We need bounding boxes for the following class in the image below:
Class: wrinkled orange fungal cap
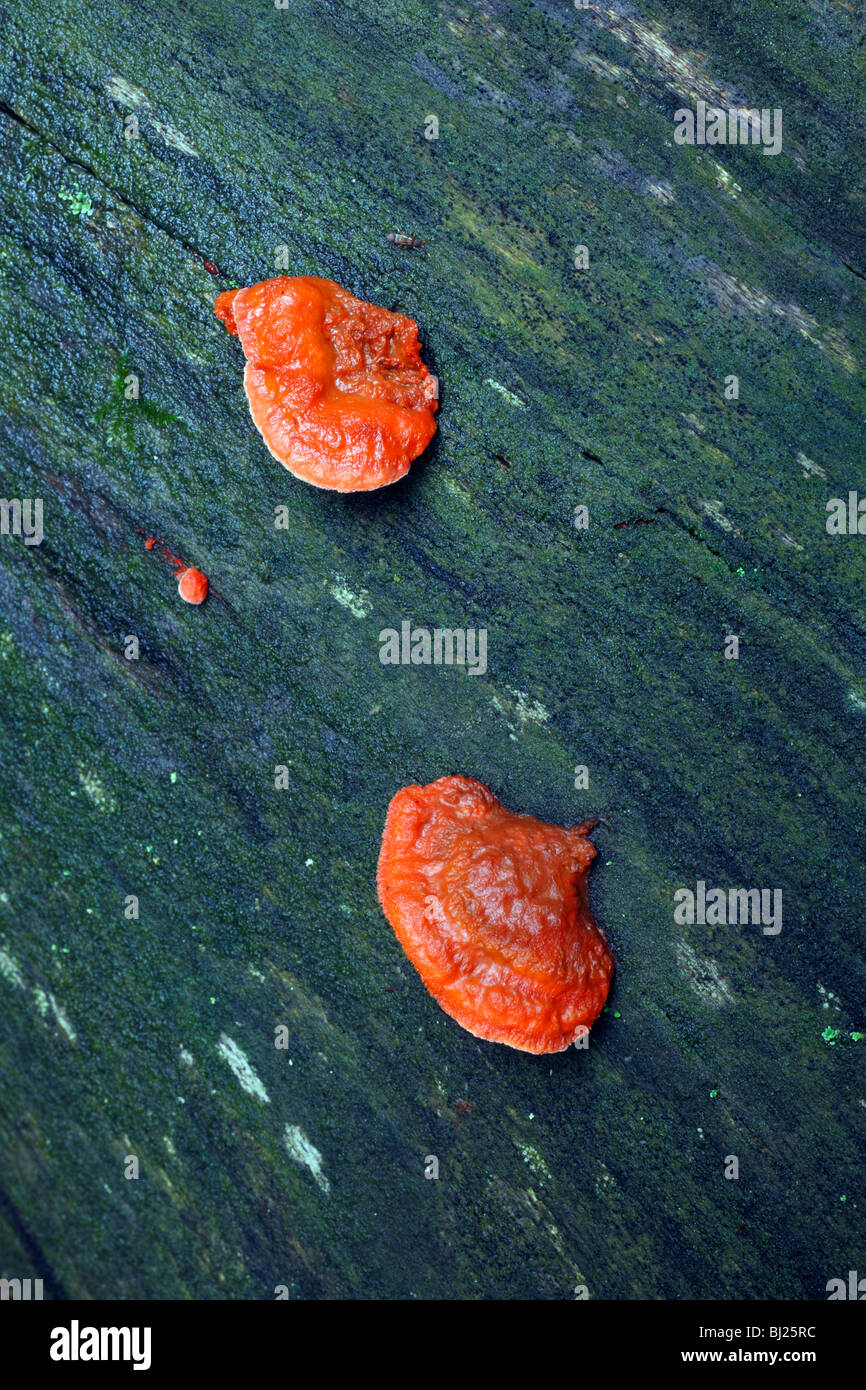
[215,276,438,491]
[177,567,209,604]
[377,776,614,1054]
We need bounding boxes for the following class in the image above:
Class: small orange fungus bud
[177,567,209,605]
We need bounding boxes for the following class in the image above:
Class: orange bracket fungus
[215,276,438,491]
[377,776,614,1054]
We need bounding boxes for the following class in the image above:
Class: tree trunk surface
[0,0,864,1299]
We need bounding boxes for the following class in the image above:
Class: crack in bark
[0,100,210,266]
[613,510,663,530]
[0,1183,67,1300]
[842,259,866,284]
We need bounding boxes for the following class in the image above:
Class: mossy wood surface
[0,0,864,1299]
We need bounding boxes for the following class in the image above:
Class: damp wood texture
[0,0,864,1300]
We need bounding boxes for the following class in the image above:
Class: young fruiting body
[177,567,209,605]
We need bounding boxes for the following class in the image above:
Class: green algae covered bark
[0,0,864,1298]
